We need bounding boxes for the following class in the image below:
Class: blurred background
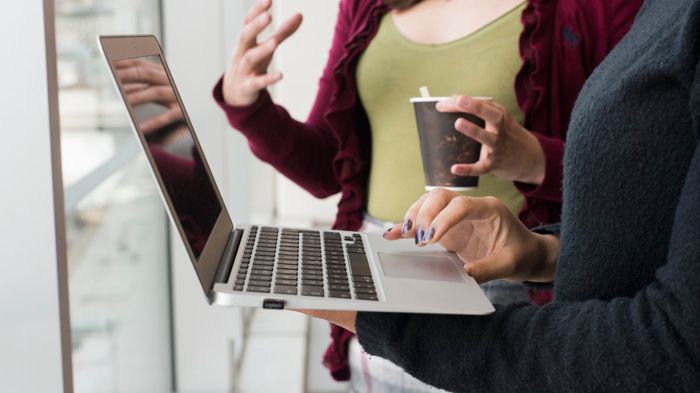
[55,0,346,391]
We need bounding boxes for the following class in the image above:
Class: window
[55,0,173,391]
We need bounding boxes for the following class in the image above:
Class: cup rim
[409,96,493,103]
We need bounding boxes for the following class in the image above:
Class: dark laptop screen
[113,55,221,259]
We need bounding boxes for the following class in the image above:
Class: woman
[213,0,642,388]
[304,0,700,390]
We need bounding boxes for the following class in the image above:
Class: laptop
[99,35,494,315]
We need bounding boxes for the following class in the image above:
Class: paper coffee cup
[411,96,491,191]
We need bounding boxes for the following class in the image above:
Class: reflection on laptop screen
[113,55,221,259]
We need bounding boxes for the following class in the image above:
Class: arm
[213,0,356,198]
[355,63,700,392]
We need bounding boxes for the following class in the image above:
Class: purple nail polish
[415,226,424,245]
[401,219,412,235]
[422,227,435,242]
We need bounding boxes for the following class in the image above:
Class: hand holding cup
[436,96,546,185]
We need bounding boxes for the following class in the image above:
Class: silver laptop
[99,35,494,315]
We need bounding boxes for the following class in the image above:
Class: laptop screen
[113,55,221,259]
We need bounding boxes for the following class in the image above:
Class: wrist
[518,130,546,185]
[530,233,558,282]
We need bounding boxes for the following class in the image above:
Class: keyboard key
[354,282,375,289]
[276,273,298,281]
[301,279,323,287]
[275,279,298,286]
[274,285,297,295]
[329,284,350,291]
[329,290,351,299]
[248,285,271,293]
[352,276,374,284]
[348,253,371,276]
[302,286,324,297]
[357,293,378,301]
[234,285,243,291]
[249,279,272,287]
[355,287,376,295]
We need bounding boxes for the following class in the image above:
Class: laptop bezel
[99,35,234,296]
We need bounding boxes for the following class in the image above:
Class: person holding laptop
[302,0,700,390]
[213,0,642,390]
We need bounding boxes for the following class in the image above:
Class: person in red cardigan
[213,0,643,388]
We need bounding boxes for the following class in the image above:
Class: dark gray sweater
[356,0,700,391]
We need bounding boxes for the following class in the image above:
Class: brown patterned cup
[411,97,490,191]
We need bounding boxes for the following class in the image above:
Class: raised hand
[222,0,303,106]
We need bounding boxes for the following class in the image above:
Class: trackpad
[378,252,465,283]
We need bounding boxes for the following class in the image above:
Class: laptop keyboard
[233,226,378,301]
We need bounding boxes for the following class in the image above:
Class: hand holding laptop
[222,0,303,106]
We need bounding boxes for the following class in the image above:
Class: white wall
[271,0,342,229]
[0,1,72,392]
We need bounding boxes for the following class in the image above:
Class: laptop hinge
[213,228,244,288]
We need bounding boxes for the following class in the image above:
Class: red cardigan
[214,0,642,381]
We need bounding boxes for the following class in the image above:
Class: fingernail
[457,96,470,110]
[401,218,412,234]
[382,228,391,238]
[435,101,445,110]
[422,227,435,243]
[415,226,424,245]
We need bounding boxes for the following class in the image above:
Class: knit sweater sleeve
[356,105,700,392]
[357,150,700,391]
[212,0,356,198]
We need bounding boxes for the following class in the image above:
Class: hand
[295,310,357,333]
[114,59,184,133]
[436,95,546,185]
[222,0,303,106]
[384,189,559,284]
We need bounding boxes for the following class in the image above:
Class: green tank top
[357,3,526,223]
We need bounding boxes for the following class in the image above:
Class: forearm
[213,80,340,197]
[356,144,700,393]
[357,292,699,392]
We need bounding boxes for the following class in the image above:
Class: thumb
[464,252,515,284]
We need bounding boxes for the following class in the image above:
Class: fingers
[293,309,357,333]
[238,39,278,74]
[243,0,272,24]
[237,8,273,54]
[140,108,184,133]
[454,117,497,146]
[436,95,505,127]
[416,193,501,247]
[413,189,456,245]
[125,85,176,106]
[269,13,303,46]
[464,251,516,284]
[243,72,283,92]
[116,64,169,86]
[451,162,491,177]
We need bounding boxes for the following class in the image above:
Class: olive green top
[357,3,526,222]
